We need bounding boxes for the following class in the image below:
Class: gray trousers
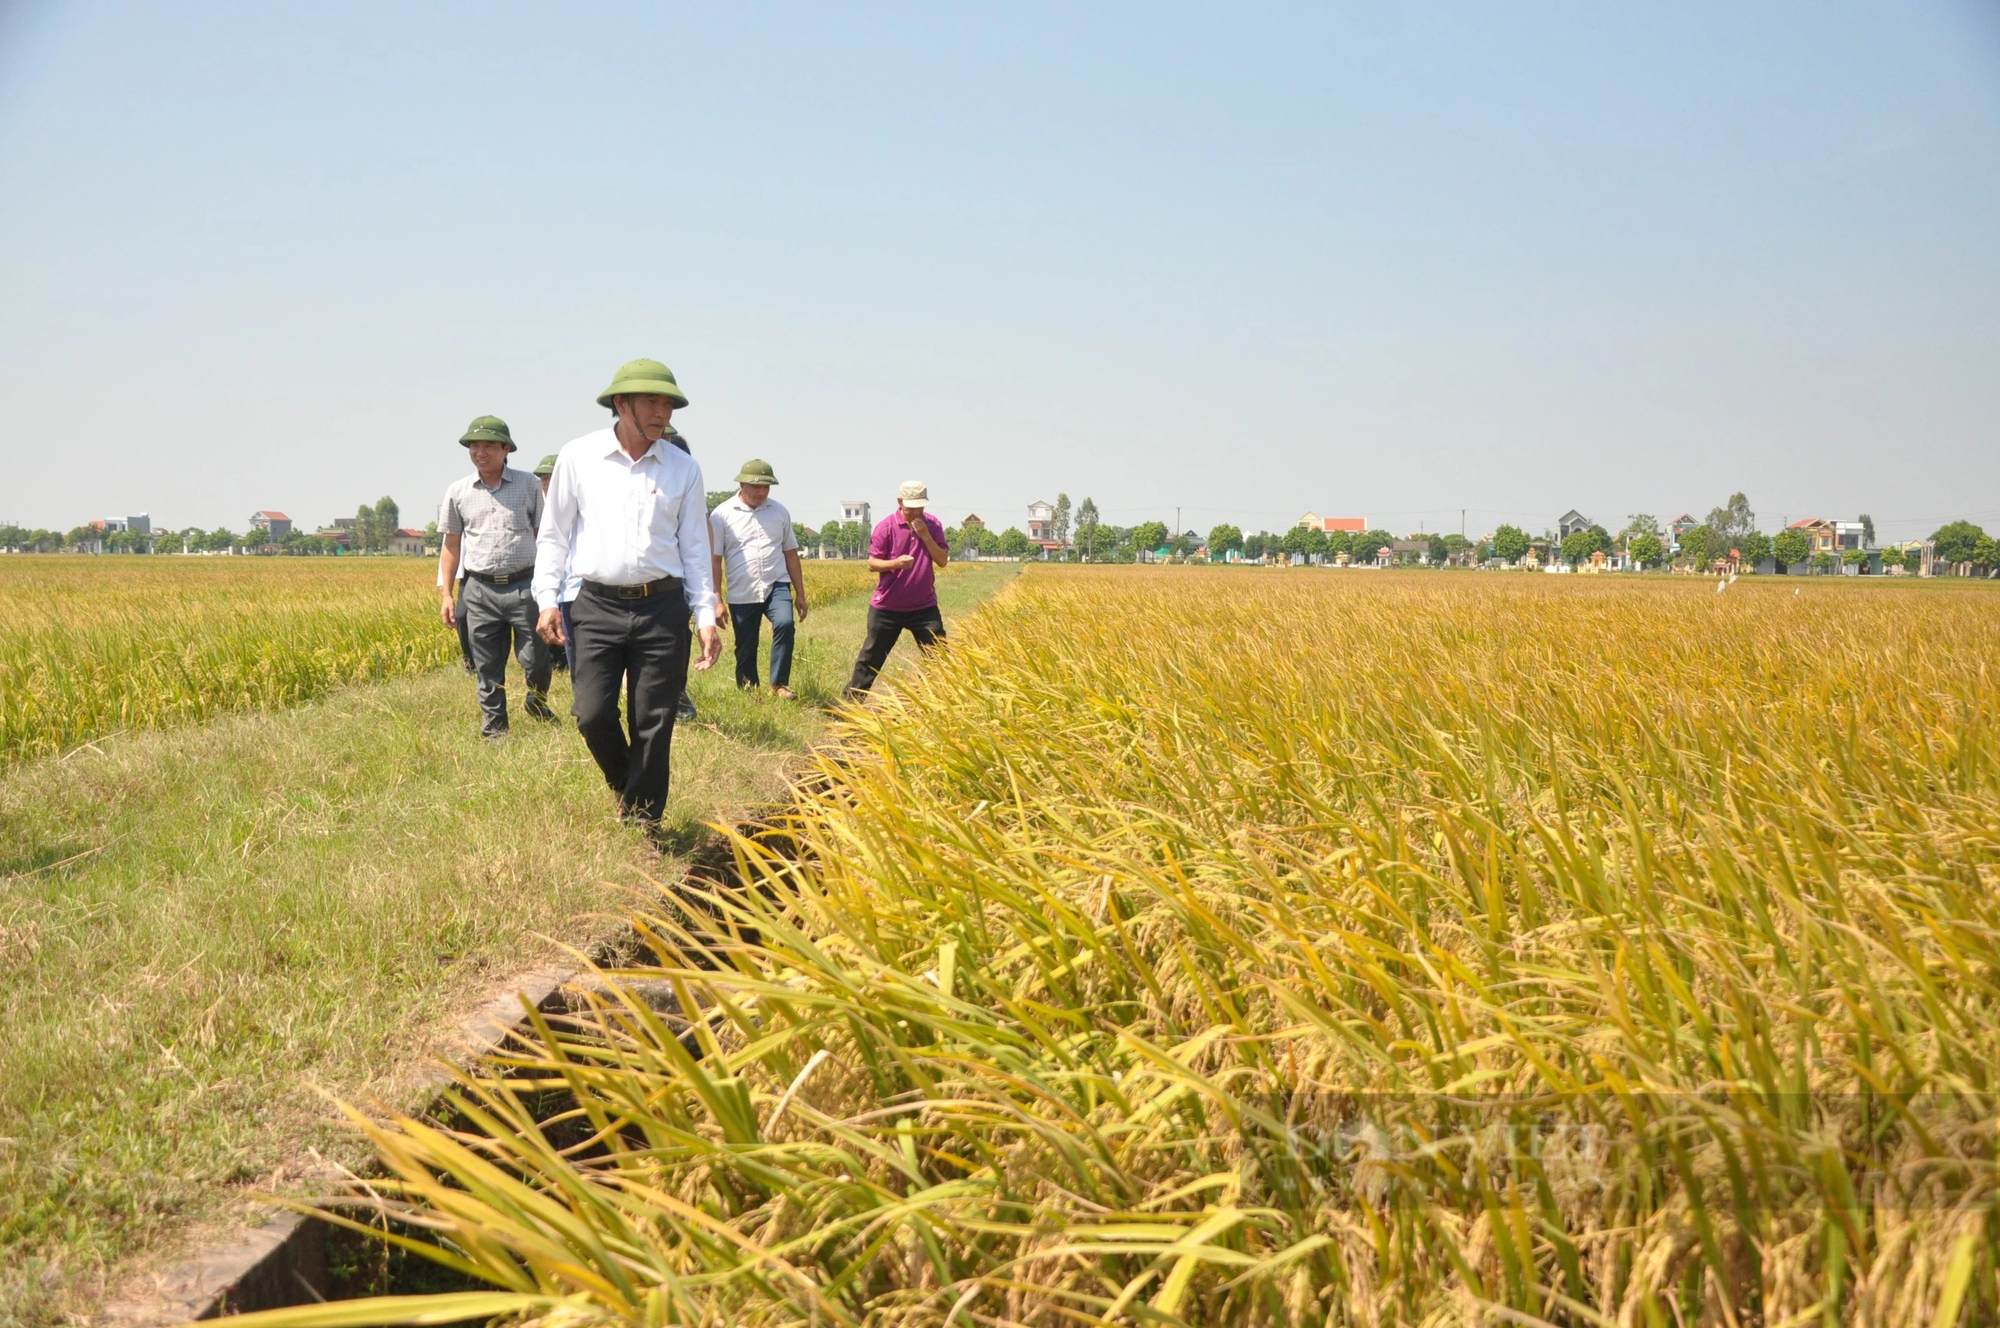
[460,576,551,736]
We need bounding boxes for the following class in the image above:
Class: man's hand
[440,594,457,629]
[795,596,809,623]
[891,554,916,571]
[536,606,566,646]
[693,625,722,671]
[714,599,730,630]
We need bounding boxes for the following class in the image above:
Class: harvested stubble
[244,567,1999,1327]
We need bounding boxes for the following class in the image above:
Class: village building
[250,511,292,539]
[1297,512,1367,533]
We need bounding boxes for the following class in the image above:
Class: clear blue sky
[2,1,1996,543]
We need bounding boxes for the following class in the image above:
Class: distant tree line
[0,494,412,556]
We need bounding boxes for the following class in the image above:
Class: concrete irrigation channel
[95,821,788,1325]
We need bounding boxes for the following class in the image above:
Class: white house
[1026,500,1056,543]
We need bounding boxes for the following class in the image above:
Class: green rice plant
[231,569,2000,1326]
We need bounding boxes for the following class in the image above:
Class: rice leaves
[236,568,2000,1326]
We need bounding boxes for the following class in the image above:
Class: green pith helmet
[596,358,689,409]
[459,415,515,451]
[533,454,558,478]
[734,459,779,486]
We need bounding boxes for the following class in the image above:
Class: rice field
[239,567,2000,1327]
[0,556,884,766]
[0,558,453,765]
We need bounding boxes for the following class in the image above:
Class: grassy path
[0,563,1016,1325]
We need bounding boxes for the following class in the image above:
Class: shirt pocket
[647,483,680,535]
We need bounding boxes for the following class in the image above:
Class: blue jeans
[729,582,795,688]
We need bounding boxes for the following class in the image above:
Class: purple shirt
[870,511,946,611]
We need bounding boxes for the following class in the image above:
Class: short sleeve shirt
[709,496,799,604]
[442,467,541,575]
[870,511,946,611]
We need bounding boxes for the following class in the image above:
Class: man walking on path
[709,459,809,697]
[846,481,949,697]
[439,416,552,737]
[534,359,720,829]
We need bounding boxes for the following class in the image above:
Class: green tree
[1812,551,1835,573]
[1975,535,2000,572]
[1619,514,1662,544]
[374,496,400,548]
[1075,498,1101,560]
[1207,524,1243,558]
[1052,494,1071,549]
[1241,532,1267,561]
[1357,530,1396,564]
[1131,521,1169,555]
[1772,528,1809,567]
[998,527,1031,558]
[1426,535,1449,566]
[243,526,272,550]
[706,490,734,512]
[1491,524,1529,563]
[1325,530,1353,563]
[1842,548,1867,570]
[1678,525,1713,568]
[1858,513,1875,547]
[1931,520,1986,566]
[1739,530,1772,566]
[1629,534,1664,568]
[202,527,239,552]
[1560,530,1596,566]
[1705,493,1755,552]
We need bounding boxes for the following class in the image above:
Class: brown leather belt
[583,576,683,600]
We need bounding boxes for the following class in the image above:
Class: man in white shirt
[708,459,809,698]
[534,359,721,828]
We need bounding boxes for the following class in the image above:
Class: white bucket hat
[897,480,930,508]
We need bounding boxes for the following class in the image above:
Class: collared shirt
[709,495,799,605]
[441,467,542,575]
[534,427,717,627]
[870,511,947,611]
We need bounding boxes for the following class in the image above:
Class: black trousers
[845,604,946,695]
[569,583,691,823]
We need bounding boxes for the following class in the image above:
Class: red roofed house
[1297,512,1366,534]
[250,511,293,539]
[1788,518,1837,555]
[389,527,427,556]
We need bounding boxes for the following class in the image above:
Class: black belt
[465,566,535,586]
[583,576,682,600]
